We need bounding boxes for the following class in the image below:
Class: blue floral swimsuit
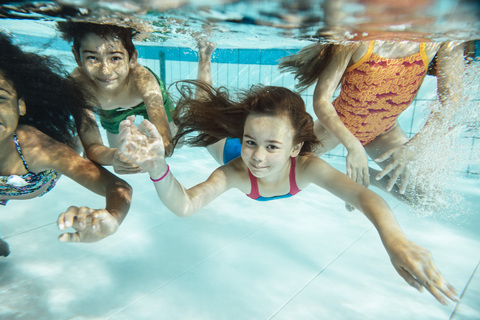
[0,133,58,206]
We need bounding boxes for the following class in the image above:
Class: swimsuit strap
[288,157,301,196]
[346,41,375,73]
[246,169,260,199]
[419,42,429,73]
[13,132,30,172]
[246,157,299,199]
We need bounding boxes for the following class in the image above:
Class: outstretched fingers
[142,119,163,141]
[58,231,81,243]
[395,262,458,305]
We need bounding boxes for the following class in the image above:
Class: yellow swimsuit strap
[346,41,429,73]
[419,42,429,72]
[346,41,374,73]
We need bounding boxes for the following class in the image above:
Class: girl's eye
[267,145,279,150]
[245,140,256,146]
[111,56,122,61]
[86,56,97,61]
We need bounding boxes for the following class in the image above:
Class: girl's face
[76,32,136,92]
[0,72,25,141]
[241,113,302,179]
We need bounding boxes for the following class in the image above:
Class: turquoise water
[1,1,480,319]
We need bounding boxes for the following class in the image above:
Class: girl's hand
[57,206,120,243]
[118,116,167,175]
[346,144,370,187]
[375,144,413,194]
[385,236,458,305]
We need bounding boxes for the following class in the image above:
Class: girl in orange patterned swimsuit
[280,40,465,196]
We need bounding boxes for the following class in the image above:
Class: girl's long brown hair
[278,42,336,92]
[171,80,320,155]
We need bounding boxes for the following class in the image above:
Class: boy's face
[76,32,135,92]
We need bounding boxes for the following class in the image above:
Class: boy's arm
[78,110,141,174]
[133,66,173,155]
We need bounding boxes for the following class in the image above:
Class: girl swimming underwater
[118,79,458,305]
[0,34,132,254]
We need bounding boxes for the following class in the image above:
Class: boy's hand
[112,149,143,174]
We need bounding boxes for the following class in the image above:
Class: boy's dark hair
[57,20,138,60]
[0,33,94,148]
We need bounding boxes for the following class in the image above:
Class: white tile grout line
[268,227,373,320]
[0,217,178,295]
[2,221,56,239]
[449,257,480,320]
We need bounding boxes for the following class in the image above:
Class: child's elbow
[172,208,196,218]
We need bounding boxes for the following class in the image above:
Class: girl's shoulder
[218,157,251,193]
[295,154,336,185]
[15,125,75,171]
[296,153,329,168]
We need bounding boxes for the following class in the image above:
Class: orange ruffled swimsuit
[332,41,429,145]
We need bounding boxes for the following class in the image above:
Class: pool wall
[10,32,480,175]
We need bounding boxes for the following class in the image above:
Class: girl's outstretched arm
[18,126,132,243]
[302,156,458,304]
[118,116,232,217]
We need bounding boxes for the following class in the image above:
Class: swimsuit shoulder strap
[419,42,429,72]
[288,157,301,195]
[246,169,260,199]
[346,41,375,73]
[13,132,30,172]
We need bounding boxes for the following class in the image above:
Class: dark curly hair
[172,80,320,155]
[0,33,94,148]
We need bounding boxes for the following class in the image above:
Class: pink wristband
[150,165,170,182]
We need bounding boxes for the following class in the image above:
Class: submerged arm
[412,41,466,143]
[134,65,174,155]
[78,110,141,174]
[118,116,231,216]
[21,127,132,242]
[313,43,370,187]
[304,156,458,304]
[375,41,466,187]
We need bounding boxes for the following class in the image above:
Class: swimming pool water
[1,12,480,320]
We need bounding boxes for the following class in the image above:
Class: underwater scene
[0,0,479,319]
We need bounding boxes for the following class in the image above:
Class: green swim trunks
[98,66,175,134]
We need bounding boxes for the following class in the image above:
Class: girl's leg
[364,124,412,200]
[196,37,223,164]
[364,124,409,161]
[207,139,227,165]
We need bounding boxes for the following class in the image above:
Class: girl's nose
[252,148,265,162]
